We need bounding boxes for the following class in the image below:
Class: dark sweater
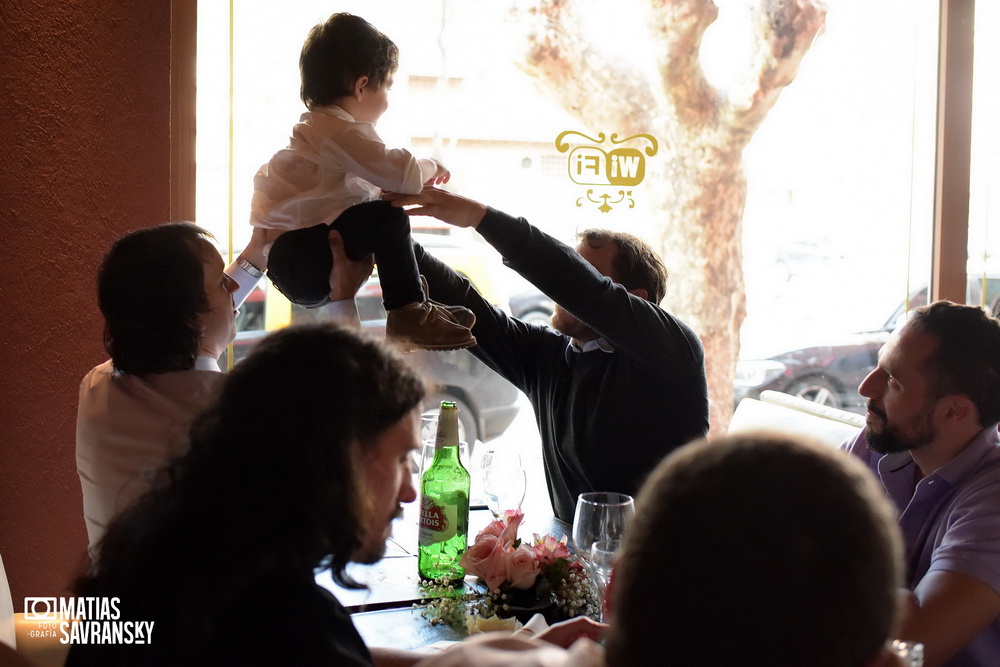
[416,208,709,520]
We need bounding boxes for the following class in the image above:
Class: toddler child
[247,13,475,350]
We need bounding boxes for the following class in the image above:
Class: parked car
[509,289,554,327]
[223,233,521,445]
[734,275,1000,412]
[411,231,509,306]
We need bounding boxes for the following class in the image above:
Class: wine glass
[418,441,470,478]
[411,411,439,474]
[589,539,619,590]
[572,492,634,618]
[415,410,470,476]
[479,447,527,518]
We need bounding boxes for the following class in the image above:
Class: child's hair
[300,13,399,109]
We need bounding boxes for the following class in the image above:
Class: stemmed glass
[479,447,527,518]
[414,410,469,476]
[572,492,635,619]
[589,538,620,602]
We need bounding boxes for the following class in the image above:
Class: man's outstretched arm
[385,187,705,379]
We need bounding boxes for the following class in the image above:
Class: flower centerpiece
[420,510,600,631]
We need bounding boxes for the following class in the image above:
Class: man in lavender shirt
[843,301,1000,666]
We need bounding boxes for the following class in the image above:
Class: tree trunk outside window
[513,0,828,432]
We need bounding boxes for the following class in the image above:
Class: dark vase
[501,588,559,625]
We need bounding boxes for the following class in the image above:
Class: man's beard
[551,305,595,341]
[353,541,388,565]
[352,505,404,564]
[865,400,936,454]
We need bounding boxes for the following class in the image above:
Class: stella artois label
[419,495,459,544]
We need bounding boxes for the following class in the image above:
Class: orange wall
[0,1,173,608]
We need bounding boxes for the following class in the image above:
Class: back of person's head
[77,324,425,642]
[98,222,212,375]
[605,433,902,667]
[300,13,399,109]
[579,229,668,305]
[907,300,1000,426]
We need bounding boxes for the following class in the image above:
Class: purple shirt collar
[875,427,998,518]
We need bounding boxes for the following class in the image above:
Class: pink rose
[532,534,570,566]
[500,509,523,522]
[475,519,506,541]
[460,534,509,592]
[498,510,525,545]
[505,544,541,590]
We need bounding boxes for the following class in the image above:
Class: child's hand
[531,616,607,648]
[424,159,450,186]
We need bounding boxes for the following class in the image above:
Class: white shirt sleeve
[225,259,264,310]
[225,258,361,328]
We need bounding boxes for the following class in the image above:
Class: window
[198,0,974,423]
[970,0,1000,312]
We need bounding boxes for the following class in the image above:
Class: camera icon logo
[24,597,58,621]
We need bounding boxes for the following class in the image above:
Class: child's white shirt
[250,104,431,232]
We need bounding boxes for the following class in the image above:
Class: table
[316,490,570,650]
[318,506,570,609]
[352,608,467,652]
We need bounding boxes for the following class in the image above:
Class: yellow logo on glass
[556,131,658,212]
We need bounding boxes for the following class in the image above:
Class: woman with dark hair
[76,223,239,554]
[76,223,372,554]
[67,323,425,665]
[96,223,233,376]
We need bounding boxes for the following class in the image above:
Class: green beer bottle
[418,401,470,581]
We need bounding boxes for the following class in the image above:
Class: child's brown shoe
[418,275,476,329]
[387,301,477,351]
